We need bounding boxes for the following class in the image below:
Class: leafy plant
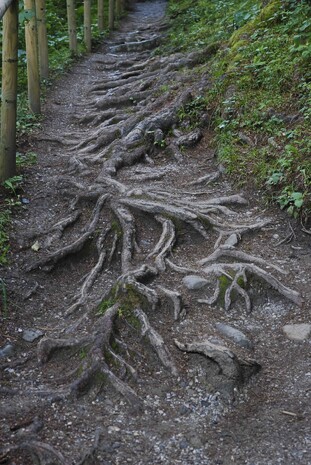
[2,176,23,196]
[16,151,37,167]
[277,190,305,218]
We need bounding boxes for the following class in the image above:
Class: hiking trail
[1,1,310,464]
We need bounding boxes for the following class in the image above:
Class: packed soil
[1,1,310,464]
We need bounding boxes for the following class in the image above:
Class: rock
[154,128,164,144]
[183,275,209,290]
[0,343,14,358]
[176,129,203,148]
[179,438,189,449]
[224,233,239,247]
[283,324,311,341]
[179,405,191,416]
[215,323,254,350]
[22,329,44,343]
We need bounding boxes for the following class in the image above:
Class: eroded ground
[1,1,310,464]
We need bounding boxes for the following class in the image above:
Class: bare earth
[1,1,311,464]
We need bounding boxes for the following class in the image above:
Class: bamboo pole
[35,0,49,79]
[109,0,114,30]
[0,0,18,181]
[116,0,122,18]
[97,0,104,32]
[0,0,14,19]
[24,0,41,114]
[84,0,92,53]
[66,0,77,53]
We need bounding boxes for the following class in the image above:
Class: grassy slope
[164,0,311,222]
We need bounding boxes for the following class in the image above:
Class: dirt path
[1,1,311,464]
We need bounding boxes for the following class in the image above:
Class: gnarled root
[1,440,66,465]
[147,215,176,271]
[38,304,142,410]
[158,286,185,320]
[175,338,260,398]
[27,194,109,271]
[201,263,303,312]
[135,308,178,376]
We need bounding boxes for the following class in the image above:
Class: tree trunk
[116,0,122,18]
[84,0,92,52]
[36,0,49,79]
[67,0,77,53]
[98,0,104,32]
[109,0,114,30]
[0,0,18,181]
[24,0,41,114]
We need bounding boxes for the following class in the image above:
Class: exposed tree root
[175,338,260,392]
[201,262,303,311]
[147,215,176,271]
[198,244,286,274]
[38,304,143,409]
[27,194,109,271]
[75,428,103,465]
[9,8,305,459]
[135,307,178,375]
[1,440,66,465]
[158,286,184,320]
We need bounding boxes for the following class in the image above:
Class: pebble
[223,233,239,247]
[183,275,208,290]
[215,323,254,350]
[22,329,45,342]
[283,323,311,341]
[0,343,14,358]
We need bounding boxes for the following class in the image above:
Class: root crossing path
[1,1,311,464]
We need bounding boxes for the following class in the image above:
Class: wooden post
[35,0,49,79]
[0,0,18,181]
[84,0,91,53]
[109,0,114,30]
[66,0,77,53]
[116,0,124,18]
[97,0,104,32]
[24,0,41,114]
[116,0,121,18]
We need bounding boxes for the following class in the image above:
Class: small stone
[215,323,254,350]
[224,233,239,247]
[283,324,311,341]
[108,426,121,434]
[179,439,189,449]
[183,275,208,290]
[0,343,14,358]
[22,329,44,343]
[154,128,164,144]
[179,405,191,415]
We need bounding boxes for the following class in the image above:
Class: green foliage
[2,176,23,196]
[79,347,88,360]
[178,95,208,128]
[16,151,37,167]
[164,0,261,52]
[165,0,310,219]
[96,298,116,316]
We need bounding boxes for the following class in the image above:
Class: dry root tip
[135,308,178,376]
[158,286,185,320]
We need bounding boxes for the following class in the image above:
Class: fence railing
[0,0,125,182]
